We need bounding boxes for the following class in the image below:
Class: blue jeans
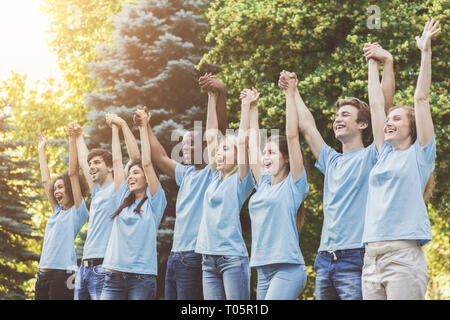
[202,255,250,300]
[314,248,365,300]
[165,251,203,300]
[100,271,156,300]
[35,270,75,300]
[74,265,106,300]
[256,263,307,300]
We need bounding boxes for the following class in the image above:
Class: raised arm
[367,56,386,152]
[246,89,262,183]
[68,123,83,209]
[108,114,140,162]
[107,114,125,190]
[205,90,219,174]
[414,19,440,146]
[37,132,57,211]
[72,124,94,192]
[363,43,395,114]
[237,88,256,181]
[199,73,228,135]
[279,72,324,160]
[135,109,160,196]
[133,107,177,179]
[283,72,305,180]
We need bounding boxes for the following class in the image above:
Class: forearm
[112,126,125,188]
[286,91,299,140]
[381,58,395,113]
[75,135,93,190]
[147,123,176,178]
[216,90,228,135]
[140,125,152,169]
[415,51,432,102]
[68,138,78,177]
[120,121,140,162]
[368,62,385,111]
[248,106,261,181]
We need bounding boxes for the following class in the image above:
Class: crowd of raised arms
[34,19,439,300]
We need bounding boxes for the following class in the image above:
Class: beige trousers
[362,241,428,300]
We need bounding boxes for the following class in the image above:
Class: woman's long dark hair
[111,160,148,219]
[267,135,308,235]
[50,171,89,209]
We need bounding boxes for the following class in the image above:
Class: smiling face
[384,107,414,147]
[88,155,113,184]
[262,140,289,176]
[53,178,70,209]
[216,136,237,174]
[333,104,368,143]
[127,164,147,194]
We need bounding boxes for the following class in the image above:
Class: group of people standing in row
[34,19,439,300]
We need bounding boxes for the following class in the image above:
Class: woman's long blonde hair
[388,105,435,202]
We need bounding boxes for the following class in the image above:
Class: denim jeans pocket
[93,265,106,276]
[221,255,241,263]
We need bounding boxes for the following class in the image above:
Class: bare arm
[414,19,440,146]
[37,132,57,211]
[237,89,254,181]
[367,59,387,152]
[205,91,219,174]
[363,43,395,114]
[107,115,125,190]
[279,72,324,160]
[72,125,94,192]
[199,73,228,135]
[109,114,140,162]
[68,124,83,209]
[284,72,305,180]
[245,89,262,183]
[136,110,160,196]
[133,107,177,179]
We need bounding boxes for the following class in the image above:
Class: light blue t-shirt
[102,182,167,275]
[39,200,89,271]
[363,137,436,246]
[82,182,116,260]
[172,164,212,252]
[316,142,378,251]
[195,170,255,257]
[248,170,309,267]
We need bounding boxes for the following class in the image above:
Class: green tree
[200,0,449,299]
[0,103,40,300]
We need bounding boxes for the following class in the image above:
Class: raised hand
[278,70,297,91]
[38,132,47,151]
[363,42,392,64]
[199,73,226,93]
[67,122,79,137]
[133,106,149,127]
[240,88,260,107]
[105,113,125,128]
[416,18,440,52]
[135,108,150,127]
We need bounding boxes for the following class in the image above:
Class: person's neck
[134,189,147,200]
[341,136,365,154]
[391,137,412,151]
[271,169,289,185]
[99,174,114,188]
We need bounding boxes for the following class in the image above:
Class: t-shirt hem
[194,249,248,257]
[318,243,365,251]
[101,265,157,275]
[250,259,304,268]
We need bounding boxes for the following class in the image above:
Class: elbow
[414,94,429,103]
[286,129,299,141]
[142,160,153,170]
